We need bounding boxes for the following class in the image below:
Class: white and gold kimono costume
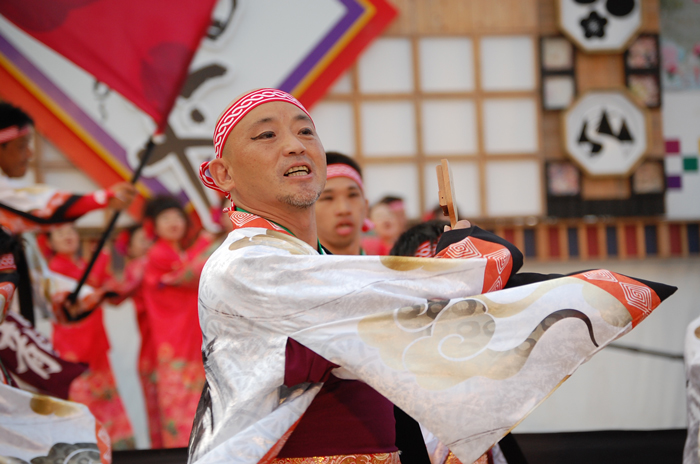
[190,212,675,464]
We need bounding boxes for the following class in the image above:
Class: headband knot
[199,88,312,198]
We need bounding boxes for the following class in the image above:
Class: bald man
[191,88,524,464]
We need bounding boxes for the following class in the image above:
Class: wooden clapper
[436,159,458,228]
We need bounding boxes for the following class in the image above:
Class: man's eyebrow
[250,116,274,127]
[295,113,312,123]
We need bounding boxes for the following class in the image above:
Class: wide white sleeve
[199,228,490,334]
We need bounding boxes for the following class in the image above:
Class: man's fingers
[453,219,472,230]
[443,220,471,233]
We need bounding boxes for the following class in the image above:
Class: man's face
[315,175,368,250]
[0,130,33,178]
[222,101,326,212]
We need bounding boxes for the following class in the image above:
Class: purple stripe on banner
[0,32,168,195]
[278,0,363,92]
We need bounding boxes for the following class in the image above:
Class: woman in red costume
[142,195,212,447]
[111,225,162,447]
[47,223,135,449]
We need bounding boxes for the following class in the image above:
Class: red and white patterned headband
[199,88,313,197]
[414,240,437,258]
[0,125,30,144]
[326,163,364,192]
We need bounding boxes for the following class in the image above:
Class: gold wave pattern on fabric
[360,293,601,390]
[379,255,459,272]
[30,394,79,417]
[474,276,632,327]
[229,230,314,255]
[272,451,401,464]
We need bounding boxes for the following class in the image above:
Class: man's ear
[208,158,235,193]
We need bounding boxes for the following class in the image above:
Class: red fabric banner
[0,0,217,129]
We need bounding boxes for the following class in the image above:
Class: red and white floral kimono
[142,235,211,447]
[189,210,675,464]
[48,252,135,450]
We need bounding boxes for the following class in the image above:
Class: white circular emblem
[563,91,647,176]
[558,0,641,52]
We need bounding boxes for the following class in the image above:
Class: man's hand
[444,219,471,232]
[107,182,137,210]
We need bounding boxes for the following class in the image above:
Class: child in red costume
[142,196,212,447]
[47,223,135,449]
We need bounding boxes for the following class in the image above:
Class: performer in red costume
[0,101,136,460]
[362,196,406,256]
[0,103,135,236]
[141,196,212,447]
[47,223,135,449]
[0,102,135,325]
[112,225,161,447]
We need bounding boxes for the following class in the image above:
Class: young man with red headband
[190,89,675,464]
[314,151,369,256]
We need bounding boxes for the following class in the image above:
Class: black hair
[377,195,403,205]
[143,195,187,222]
[326,151,363,178]
[0,102,34,131]
[389,220,448,257]
[123,224,144,246]
[0,231,34,325]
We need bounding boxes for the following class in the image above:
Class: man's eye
[299,127,314,136]
[349,192,360,198]
[252,131,275,140]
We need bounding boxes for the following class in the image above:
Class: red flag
[0,0,217,130]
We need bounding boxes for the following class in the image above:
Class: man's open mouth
[336,221,354,235]
[284,166,310,177]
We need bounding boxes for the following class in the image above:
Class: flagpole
[65,136,157,320]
